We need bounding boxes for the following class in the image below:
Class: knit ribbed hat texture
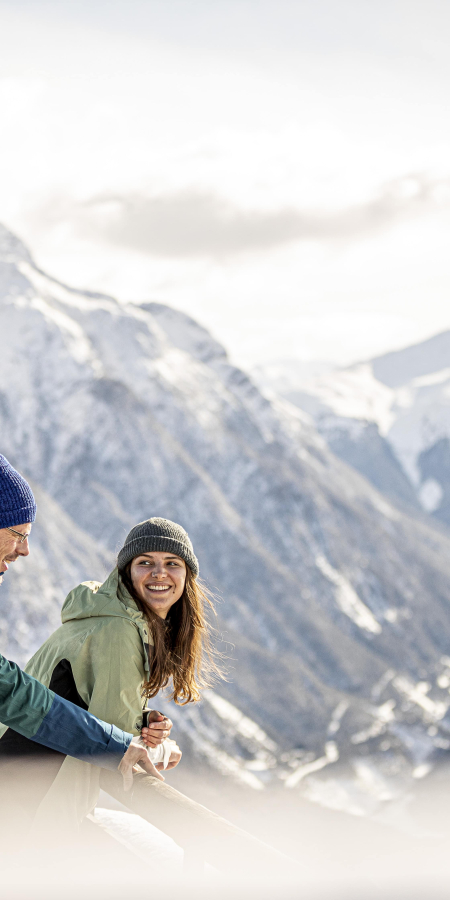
[118,518,199,576]
[0,455,37,529]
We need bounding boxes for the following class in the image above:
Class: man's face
[0,524,32,587]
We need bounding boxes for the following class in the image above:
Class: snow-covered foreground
[92,807,184,867]
[4,769,450,899]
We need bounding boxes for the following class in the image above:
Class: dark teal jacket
[0,652,132,766]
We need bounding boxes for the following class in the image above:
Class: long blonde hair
[119,562,221,704]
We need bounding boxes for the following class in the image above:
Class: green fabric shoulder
[25,568,153,736]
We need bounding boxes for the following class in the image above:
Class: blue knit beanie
[0,455,37,528]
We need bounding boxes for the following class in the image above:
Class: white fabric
[144,737,176,770]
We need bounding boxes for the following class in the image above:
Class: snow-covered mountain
[3,223,450,800]
[254,335,450,524]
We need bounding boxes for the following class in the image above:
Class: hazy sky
[1,0,450,367]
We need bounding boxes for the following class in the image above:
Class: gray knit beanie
[117,518,199,576]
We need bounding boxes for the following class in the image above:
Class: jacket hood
[61,567,145,630]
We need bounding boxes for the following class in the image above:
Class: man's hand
[118,739,165,791]
[141,709,173,748]
[155,742,182,771]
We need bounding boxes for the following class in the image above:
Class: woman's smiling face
[130,551,187,619]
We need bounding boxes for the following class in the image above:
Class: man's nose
[17,539,30,558]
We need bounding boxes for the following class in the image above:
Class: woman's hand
[141,709,173,748]
[155,743,182,771]
[118,739,165,790]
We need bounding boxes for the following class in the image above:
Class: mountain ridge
[3,224,450,800]
[254,330,450,524]
[371,330,450,388]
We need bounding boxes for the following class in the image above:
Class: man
[0,453,173,788]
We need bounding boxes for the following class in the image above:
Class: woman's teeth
[146,584,170,591]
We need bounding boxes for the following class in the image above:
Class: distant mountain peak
[141,301,228,365]
[0,223,33,266]
[371,330,450,388]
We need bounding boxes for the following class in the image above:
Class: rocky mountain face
[3,223,450,800]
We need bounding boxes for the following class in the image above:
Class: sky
[1,0,450,368]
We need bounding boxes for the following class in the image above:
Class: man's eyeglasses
[6,527,30,544]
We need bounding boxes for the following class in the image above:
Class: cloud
[70,174,450,259]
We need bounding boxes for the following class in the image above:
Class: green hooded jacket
[14,568,155,830]
[25,568,153,735]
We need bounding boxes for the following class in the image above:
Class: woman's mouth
[145,583,171,593]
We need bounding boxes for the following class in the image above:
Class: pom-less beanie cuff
[0,455,37,529]
[117,518,199,576]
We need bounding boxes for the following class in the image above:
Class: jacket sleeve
[0,653,133,768]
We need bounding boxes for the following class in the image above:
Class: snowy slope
[0,484,110,663]
[3,224,450,792]
[254,338,450,521]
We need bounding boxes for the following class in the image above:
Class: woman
[0,517,219,831]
